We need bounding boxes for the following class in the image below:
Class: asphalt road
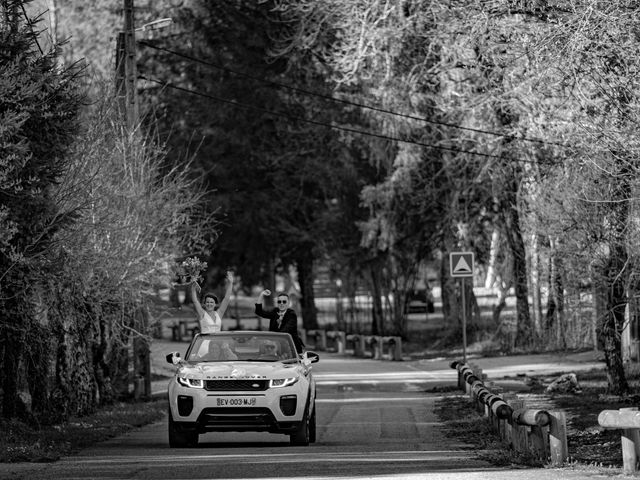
[2,348,613,480]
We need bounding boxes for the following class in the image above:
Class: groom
[254,290,305,354]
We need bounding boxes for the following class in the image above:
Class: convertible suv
[166,331,319,447]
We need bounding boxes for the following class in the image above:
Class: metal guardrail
[450,360,569,466]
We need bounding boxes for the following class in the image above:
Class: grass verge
[0,399,168,463]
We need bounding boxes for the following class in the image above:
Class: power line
[139,74,507,160]
[138,40,566,149]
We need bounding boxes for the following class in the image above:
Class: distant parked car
[404,289,435,314]
[166,331,319,447]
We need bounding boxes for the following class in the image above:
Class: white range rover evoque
[165,331,319,447]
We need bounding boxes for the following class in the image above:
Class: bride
[190,271,234,333]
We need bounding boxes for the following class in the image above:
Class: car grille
[204,380,268,391]
[198,407,276,430]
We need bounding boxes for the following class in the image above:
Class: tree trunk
[601,253,630,396]
[530,233,542,335]
[25,323,51,418]
[592,162,631,395]
[485,229,500,289]
[369,263,384,336]
[1,324,22,418]
[297,255,318,330]
[47,0,58,45]
[545,238,565,348]
[440,242,460,330]
[500,185,532,349]
[1,280,26,419]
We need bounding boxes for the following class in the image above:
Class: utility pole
[115,0,139,129]
[116,0,149,401]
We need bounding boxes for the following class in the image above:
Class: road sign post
[450,252,474,363]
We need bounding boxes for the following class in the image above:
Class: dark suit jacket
[254,304,305,353]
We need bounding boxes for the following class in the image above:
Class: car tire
[289,410,310,446]
[168,409,198,448]
[309,404,317,443]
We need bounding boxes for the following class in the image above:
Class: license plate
[216,397,257,407]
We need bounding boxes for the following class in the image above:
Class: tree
[0,0,83,418]
[38,90,212,418]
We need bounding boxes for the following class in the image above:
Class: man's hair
[276,292,289,300]
[203,293,219,304]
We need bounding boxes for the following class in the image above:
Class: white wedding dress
[200,310,221,333]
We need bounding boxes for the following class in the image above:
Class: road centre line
[314,371,456,380]
[317,396,446,403]
[320,421,442,426]
[316,379,451,385]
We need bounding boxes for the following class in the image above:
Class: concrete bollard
[336,331,346,354]
[386,336,403,361]
[315,329,327,351]
[352,335,365,357]
[371,336,383,359]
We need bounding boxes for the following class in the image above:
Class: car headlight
[270,377,299,388]
[177,376,203,388]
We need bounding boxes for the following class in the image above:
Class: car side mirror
[303,351,319,364]
[166,352,182,365]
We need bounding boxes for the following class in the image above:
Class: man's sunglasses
[277,300,288,304]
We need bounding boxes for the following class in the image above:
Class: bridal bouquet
[175,257,207,285]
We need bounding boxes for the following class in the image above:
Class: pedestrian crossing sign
[450,252,474,278]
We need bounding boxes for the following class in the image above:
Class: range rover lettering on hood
[205,375,267,379]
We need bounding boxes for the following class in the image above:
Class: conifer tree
[0,0,82,418]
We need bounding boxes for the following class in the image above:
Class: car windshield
[186,333,298,363]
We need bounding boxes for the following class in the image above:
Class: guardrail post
[503,395,520,449]
[510,399,527,452]
[488,385,501,428]
[473,367,484,410]
[549,411,568,466]
[620,407,640,473]
[465,364,476,396]
[530,423,550,460]
[456,364,464,390]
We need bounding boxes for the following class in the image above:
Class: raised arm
[190,281,204,319]
[254,289,271,318]
[216,271,235,319]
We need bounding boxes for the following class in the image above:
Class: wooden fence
[451,360,569,466]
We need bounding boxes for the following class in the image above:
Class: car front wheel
[309,404,317,443]
[290,410,310,446]
[168,409,198,448]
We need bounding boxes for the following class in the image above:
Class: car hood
[177,362,303,380]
